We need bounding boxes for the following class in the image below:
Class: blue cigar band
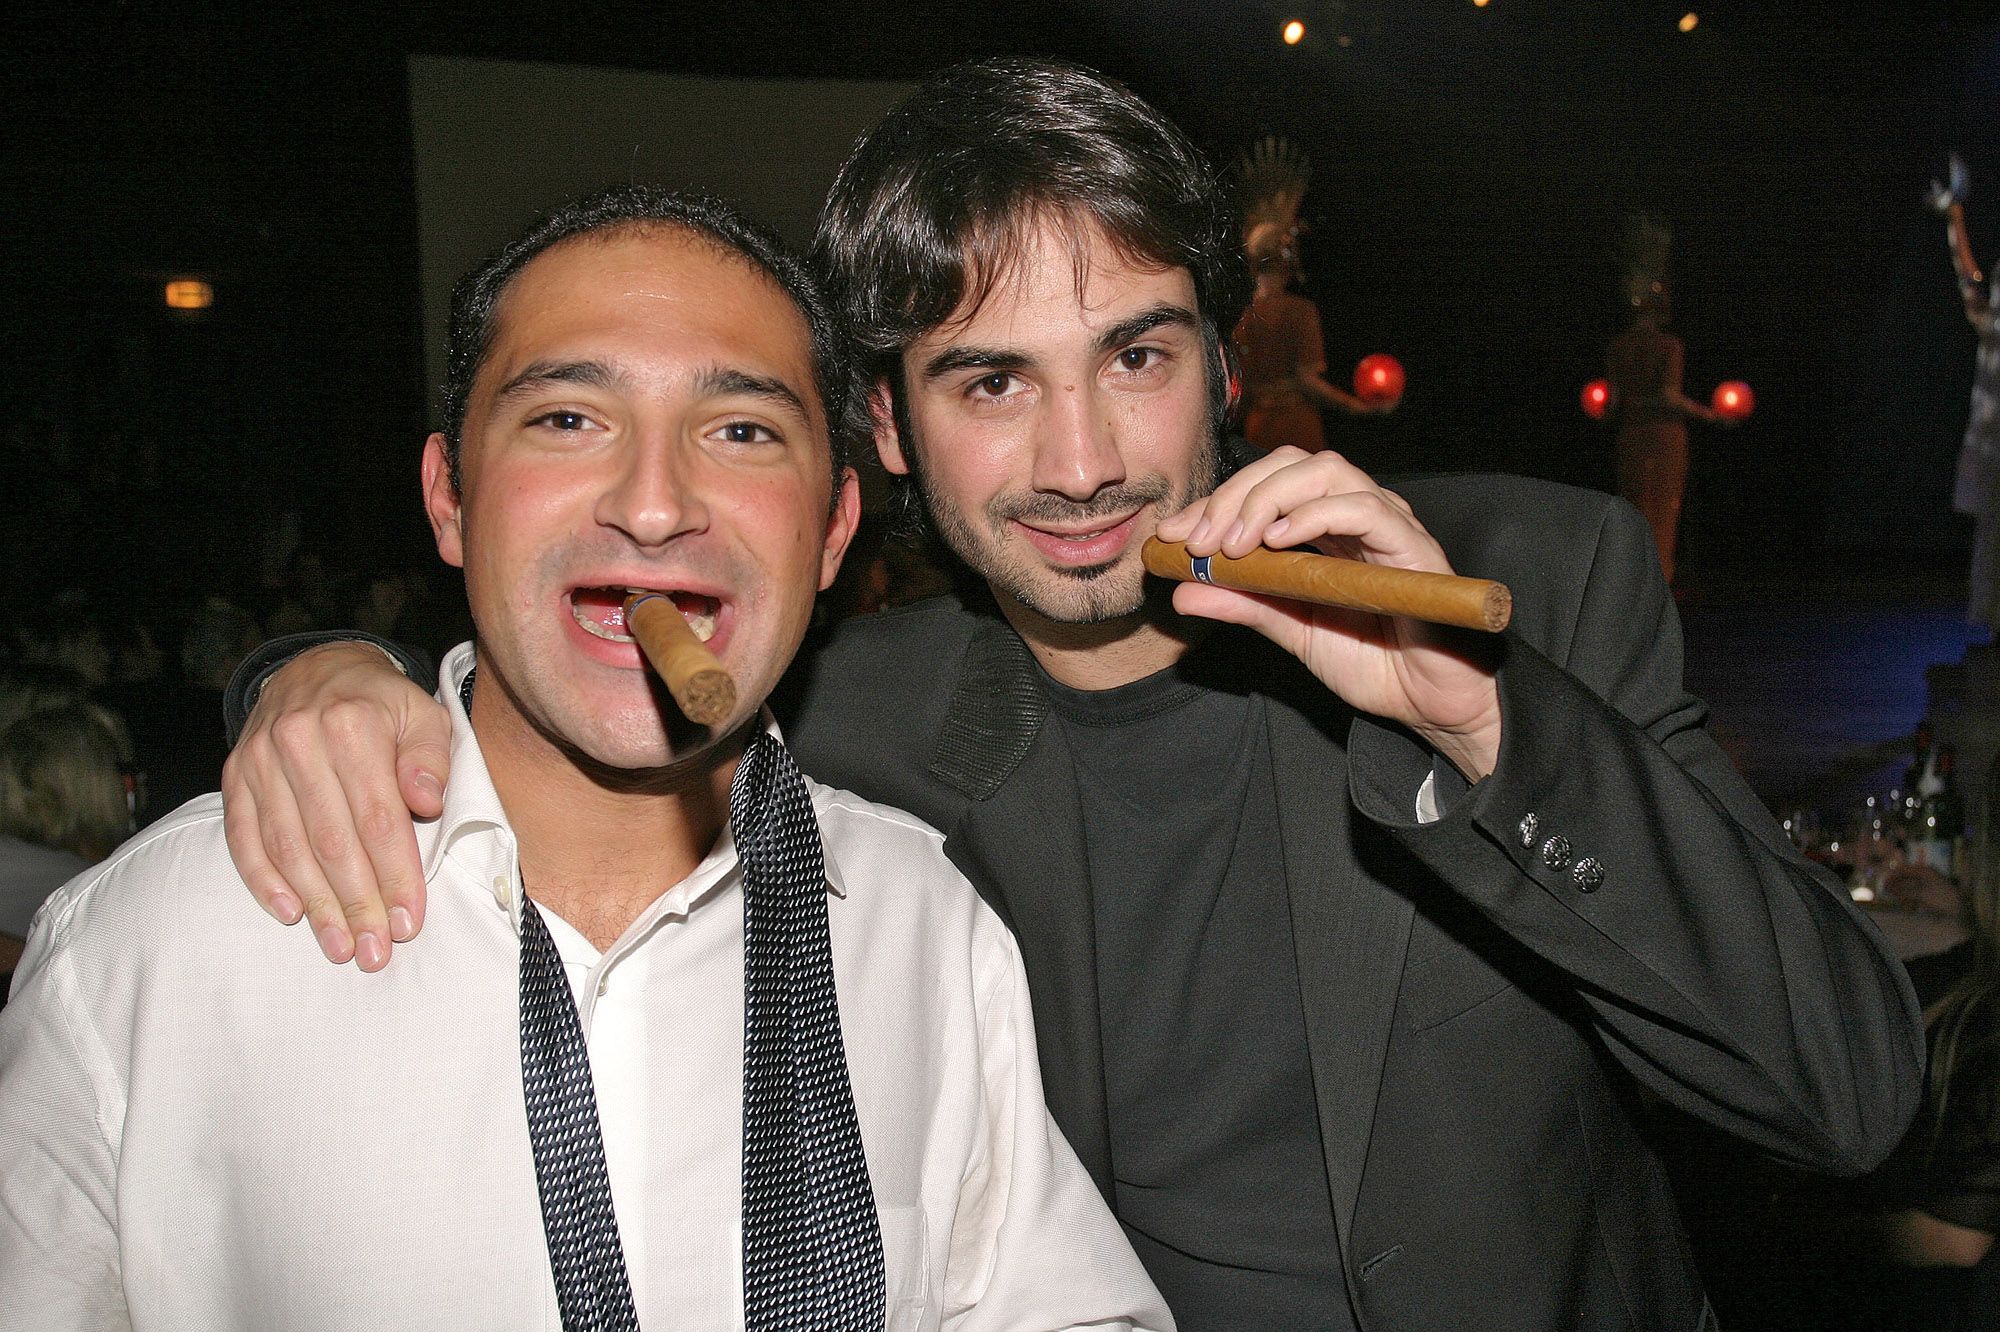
[1190,554,1214,584]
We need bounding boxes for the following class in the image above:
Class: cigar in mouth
[1142,537,1512,633]
[622,592,738,726]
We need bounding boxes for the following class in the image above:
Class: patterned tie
[519,896,641,1331]
[734,731,887,1330]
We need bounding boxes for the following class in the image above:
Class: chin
[1010,566,1149,625]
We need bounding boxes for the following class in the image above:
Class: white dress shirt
[0,644,1171,1332]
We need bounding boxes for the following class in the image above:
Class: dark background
[7,0,2000,601]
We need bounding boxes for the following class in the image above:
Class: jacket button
[1518,812,1539,849]
[1540,835,1572,870]
[1572,857,1605,892]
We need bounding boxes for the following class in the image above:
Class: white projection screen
[407,55,917,406]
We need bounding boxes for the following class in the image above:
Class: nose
[1030,384,1126,501]
[595,429,709,548]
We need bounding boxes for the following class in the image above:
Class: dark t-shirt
[1042,653,1354,1330]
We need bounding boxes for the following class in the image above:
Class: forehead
[481,228,820,415]
[925,218,1197,351]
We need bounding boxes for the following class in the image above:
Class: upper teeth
[572,592,717,643]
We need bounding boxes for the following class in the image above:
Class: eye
[716,420,779,444]
[529,410,596,432]
[971,372,1015,398]
[1115,346,1161,372]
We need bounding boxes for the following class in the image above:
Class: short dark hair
[439,184,860,493]
[814,58,1248,414]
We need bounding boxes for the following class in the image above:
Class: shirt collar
[414,644,845,938]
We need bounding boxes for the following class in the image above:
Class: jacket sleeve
[221,631,432,745]
[1346,494,1924,1174]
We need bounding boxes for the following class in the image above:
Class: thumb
[395,702,454,819]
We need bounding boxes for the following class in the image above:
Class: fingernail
[266,893,303,926]
[414,771,443,803]
[317,924,354,963]
[1223,519,1246,548]
[355,932,387,971]
[389,906,416,942]
[1267,517,1291,541]
[1190,518,1213,545]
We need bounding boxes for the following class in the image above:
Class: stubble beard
[909,432,1227,626]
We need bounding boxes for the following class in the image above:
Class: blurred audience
[0,704,133,979]
[1860,757,2000,1330]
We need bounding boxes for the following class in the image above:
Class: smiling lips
[569,587,719,643]
[1014,510,1142,566]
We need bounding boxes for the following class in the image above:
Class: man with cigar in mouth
[207,62,1917,1331]
[0,187,1169,1330]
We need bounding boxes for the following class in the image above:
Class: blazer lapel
[943,724,1113,1192]
[923,616,1113,1193]
[1267,695,1414,1259]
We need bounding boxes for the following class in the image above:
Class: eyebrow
[489,359,814,427]
[491,359,628,406]
[694,367,814,428]
[1091,302,1201,357]
[918,301,1202,384]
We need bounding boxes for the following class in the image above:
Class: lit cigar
[1142,537,1512,633]
[622,592,737,726]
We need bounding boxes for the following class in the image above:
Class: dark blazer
[774,475,1924,1332]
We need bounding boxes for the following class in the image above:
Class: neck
[471,674,744,950]
[995,585,1204,690]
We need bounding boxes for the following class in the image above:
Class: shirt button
[491,876,508,908]
[596,977,610,998]
[1540,835,1572,871]
[1572,857,1605,893]
[1519,812,1540,849]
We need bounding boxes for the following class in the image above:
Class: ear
[1218,342,1242,419]
[421,433,465,569]
[819,467,863,592]
[868,378,911,477]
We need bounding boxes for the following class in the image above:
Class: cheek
[909,415,1018,507]
[1118,384,1209,469]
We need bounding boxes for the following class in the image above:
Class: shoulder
[810,777,1015,952]
[790,594,987,684]
[1391,472,1631,556]
[776,594,998,806]
[1388,473,1661,653]
[811,779,955,900]
[25,792,236,948]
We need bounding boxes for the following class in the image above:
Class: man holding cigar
[211,62,1920,1331]
[0,187,1170,1329]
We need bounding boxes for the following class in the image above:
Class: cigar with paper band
[1142,536,1512,633]
[622,592,738,726]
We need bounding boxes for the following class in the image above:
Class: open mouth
[568,587,720,643]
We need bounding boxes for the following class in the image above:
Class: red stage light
[1354,354,1405,404]
[1580,379,1610,419]
[1712,380,1754,420]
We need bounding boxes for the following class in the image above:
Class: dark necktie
[734,731,886,1330]
[488,637,881,1329]
[520,896,641,1331]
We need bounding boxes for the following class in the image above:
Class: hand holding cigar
[1142,537,1511,633]
[623,593,737,726]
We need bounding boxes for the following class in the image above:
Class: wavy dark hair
[438,184,862,498]
[813,57,1248,520]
